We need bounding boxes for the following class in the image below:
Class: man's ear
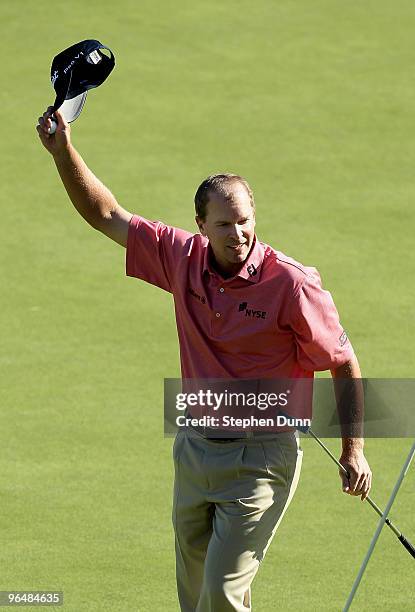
[195,215,207,236]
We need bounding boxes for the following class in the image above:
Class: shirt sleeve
[126,215,194,293]
[289,269,355,371]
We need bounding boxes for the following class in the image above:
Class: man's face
[196,184,256,277]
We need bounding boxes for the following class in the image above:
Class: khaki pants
[172,430,303,611]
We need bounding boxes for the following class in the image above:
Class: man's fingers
[39,107,70,132]
[355,468,372,499]
[360,480,369,501]
[340,470,350,493]
[36,124,49,137]
[342,469,372,499]
[354,475,368,499]
[339,463,362,495]
[38,108,56,133]
[36,124,50,141]
[38,115,53,134]
[37,118,48,136]
[350,470,364,493]
[356,470,368,492]
[360,472,372,501]
[54,108,68,128]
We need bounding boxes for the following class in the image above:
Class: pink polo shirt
[126,215,354,379]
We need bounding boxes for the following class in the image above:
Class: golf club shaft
[343,440,415,611]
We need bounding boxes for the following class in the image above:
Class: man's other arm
[36,107,132,247]
[331,354,372,501]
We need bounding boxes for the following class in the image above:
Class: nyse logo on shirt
[238,302,267,319]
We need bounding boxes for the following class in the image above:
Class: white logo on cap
[51,70,59,85]
[63,51,84,74]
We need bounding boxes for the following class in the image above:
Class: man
[37,108,372,612]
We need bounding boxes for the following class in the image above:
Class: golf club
[343,440,415,610]
[306,426,415,559]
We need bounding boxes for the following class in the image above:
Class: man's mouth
[228,243,246,250]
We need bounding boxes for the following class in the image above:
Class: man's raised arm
[36,107,132,247]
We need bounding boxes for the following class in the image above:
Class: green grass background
[1,0,415,610]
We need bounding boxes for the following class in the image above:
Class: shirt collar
[202,235,264,283]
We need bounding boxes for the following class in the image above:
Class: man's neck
[211,258,244,279]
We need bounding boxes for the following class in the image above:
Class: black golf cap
[51,39,115,123]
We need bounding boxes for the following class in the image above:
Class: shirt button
[215,312,221,318]
[219,287,224,293]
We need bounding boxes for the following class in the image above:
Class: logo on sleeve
[238,302,267,319]
[339,331,348,346]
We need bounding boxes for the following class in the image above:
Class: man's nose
[228,224,244,241]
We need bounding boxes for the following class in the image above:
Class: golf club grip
[398,534,415,559]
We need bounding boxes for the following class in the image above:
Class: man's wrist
[53,143,73,163]
[342,437,364,454]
